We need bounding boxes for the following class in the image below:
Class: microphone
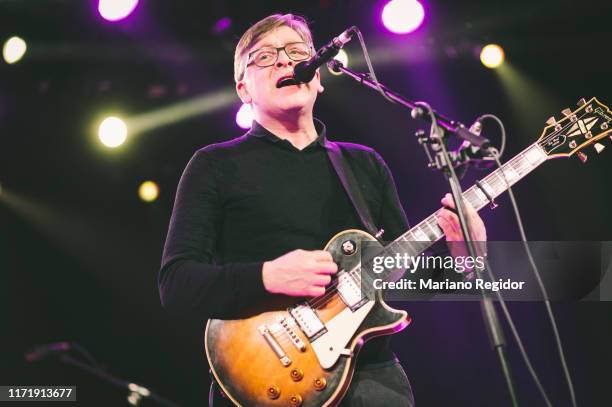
[25,342,71,362]
[293,26,357,83]
[469,119,483,136]
[450,117,498,171]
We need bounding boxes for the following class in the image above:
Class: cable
[353,28,396,104]
[478,113,507,159]
[488,142,578,407]
[422,103,553,406]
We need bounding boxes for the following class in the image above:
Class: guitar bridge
[277,316,307,351]
[258,325,291,367]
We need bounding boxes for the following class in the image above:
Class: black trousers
[209,359,415,406]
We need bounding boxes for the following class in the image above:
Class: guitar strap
[326,140,379,238]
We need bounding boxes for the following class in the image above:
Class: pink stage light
[98,0,139,22]
[236,103,254,129]
[382,0,425,34]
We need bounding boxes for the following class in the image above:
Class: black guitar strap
[326,140,379,237]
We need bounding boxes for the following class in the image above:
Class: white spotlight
[99,116,128,148]
[3,36,27,64]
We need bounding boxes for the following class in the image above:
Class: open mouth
[276,75,299,88]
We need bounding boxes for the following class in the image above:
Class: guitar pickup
[336,270,368,311]
[258,325,291,367]
[290,304,327,341]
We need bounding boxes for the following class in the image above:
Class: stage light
[2,36,27,64]
[382,0,425,34]
[213,17,232,34]
[480,44,505,68]
[98,116,128,148]
[127,88,236,135]
[236,103,254,129]
[138,181,159,202]
[98,0,139,22]
[328,49,349,76]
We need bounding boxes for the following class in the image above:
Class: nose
[275,49,294,68]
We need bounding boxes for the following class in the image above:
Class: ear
[315,69,324,93]
[236,80,252,104]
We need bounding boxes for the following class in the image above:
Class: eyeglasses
[246,42,313,68]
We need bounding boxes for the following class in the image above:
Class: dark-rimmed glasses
[246,42,313,68]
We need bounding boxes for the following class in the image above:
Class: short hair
[234,14,314,83]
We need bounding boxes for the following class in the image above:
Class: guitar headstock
[538,97,611,162]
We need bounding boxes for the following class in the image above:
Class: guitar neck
[386,142,549,257]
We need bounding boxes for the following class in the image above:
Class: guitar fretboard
[384,143,549,266]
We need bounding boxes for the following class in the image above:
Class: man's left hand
[437,193,487,258]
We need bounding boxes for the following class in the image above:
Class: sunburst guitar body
[206,229,409,407]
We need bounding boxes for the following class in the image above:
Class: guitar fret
[411,226,430,242]
[479,178,498,197]
[502,164,519,182]
[470,186,488,207]
[525,144,548,165]
[422,220,436,240]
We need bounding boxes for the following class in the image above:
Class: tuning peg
[576,151,588,163]
[561,108,573,117]
[577,98,586,106]
[594,143,605,153]
[546,116,557,126]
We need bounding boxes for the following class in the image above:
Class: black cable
[353,28,396,104]
[417,101,527,406]
[482,115,578,407]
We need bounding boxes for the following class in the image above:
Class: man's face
[236,26,323,119]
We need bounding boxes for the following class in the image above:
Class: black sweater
[159,119,411,363]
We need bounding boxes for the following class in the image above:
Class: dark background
[1,0,611,406]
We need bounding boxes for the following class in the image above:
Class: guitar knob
[594,143,605,154]
[267,385,281,400]
[576,151,588,163]
[289,394,303,407]
[341,240,356,255]
[577,98,586,106]
[545,116,556,126]
[313,377,327,391]
[290,368,304,382]
[561,108,572,117]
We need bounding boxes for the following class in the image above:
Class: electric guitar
[206,97,611,406]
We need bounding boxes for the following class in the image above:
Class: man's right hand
[262,249,338,297]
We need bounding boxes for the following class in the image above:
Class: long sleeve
[158,149,268,319]
[372,150,410,241]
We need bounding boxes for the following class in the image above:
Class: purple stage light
[236,103,254,129]
[213,17,232,34]
[382,0,425,34]
[98,0,139,22]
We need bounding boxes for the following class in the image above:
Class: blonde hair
[234,14,314,83]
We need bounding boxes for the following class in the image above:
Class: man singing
[159,14,486,406]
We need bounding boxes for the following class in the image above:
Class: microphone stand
[58,354,184,407]
[329,60,520,407]
[25,344,183,407]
